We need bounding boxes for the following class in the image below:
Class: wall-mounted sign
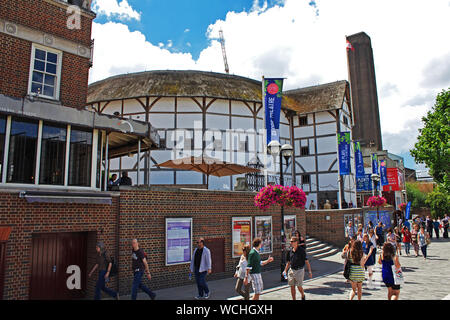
[284,215,297,248]
[232,217,252,258]
[165,218,192,266]
[255,216,273,254]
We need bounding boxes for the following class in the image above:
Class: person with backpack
[88,242,119,300]
[131,239,156,300]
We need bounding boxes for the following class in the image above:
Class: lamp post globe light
[371,173,380,197]
[267,140,293,281]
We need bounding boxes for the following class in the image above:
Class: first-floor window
[7,118,39,183]
[39,122,67,185]
[302,174,311,185]
[68,128,92,186]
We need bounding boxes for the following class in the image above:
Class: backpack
[103,252,118,277]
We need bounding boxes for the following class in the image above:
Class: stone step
[307,245,335,256]
[306,242,327,251]
[305,240,322,248]
[310,248,340,259]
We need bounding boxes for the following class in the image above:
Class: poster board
[284,215,297,248]
[165,218,192,266]
[255,216,273,254]
[232,217,252,258]
[364,210,392,230]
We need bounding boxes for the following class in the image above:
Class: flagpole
[262,76,268,186]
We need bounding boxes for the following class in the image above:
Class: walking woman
[348,241,368,300]
[401,226,412,256]
[378,243,401,300]
[88,242,119,300]
[234,245,251,300]
[411,224,420,257]
[394,227,402,256]
[386,228,396,247]
[368,228,377,251]
[362,234,376,289]
[418,226,430,260]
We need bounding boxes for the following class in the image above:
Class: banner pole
[262,76,268,186]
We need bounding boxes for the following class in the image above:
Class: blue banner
[372,154,378,174]
[354,142,365,178]
[356,174,372,191]
[405,201,412,220]
[380,160,388,186]
[264,78,283,145]
[338,132,351,175]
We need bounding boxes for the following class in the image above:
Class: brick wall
[0,191,118,300]
[0,188,306,299]
[117,188,306,295]
[1,0,94,47]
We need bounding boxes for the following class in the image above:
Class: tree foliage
[425,186,450,219]
[406,182,428,209]
[410,88,450,193]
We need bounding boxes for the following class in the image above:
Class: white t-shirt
[237,257,248,279]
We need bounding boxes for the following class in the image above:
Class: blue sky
[94,0,293,59]
[90,0,450,170]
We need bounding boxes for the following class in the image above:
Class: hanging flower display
[399,202,407,211]
[366,195,387,207]
[254,185,307,211]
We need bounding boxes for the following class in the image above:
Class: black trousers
[434,228,440,239]
[427,227,433,238]
[444,227,449,238]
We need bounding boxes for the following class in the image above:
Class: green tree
[406,182,427,209]
[410,88,450,193]
[425,186,450,219]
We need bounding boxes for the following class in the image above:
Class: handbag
[343,251,351,280]
[392,265,404,285]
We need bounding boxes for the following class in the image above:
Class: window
[0,116,6,175]
[343,116,349,126]
[28,45,62,100]
[39,123,67,185]
[300,146,310,156]
[299,116,308,126]
[7,118,39,183]
[96,132,102,189]
[302,174,311,185]
[68,128,92,186]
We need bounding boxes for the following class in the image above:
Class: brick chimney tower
[346,32,383,151]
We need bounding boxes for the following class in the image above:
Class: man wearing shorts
[244,238,274,300]
[283,236,312,300]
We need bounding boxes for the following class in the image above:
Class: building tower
[346,32,383,151]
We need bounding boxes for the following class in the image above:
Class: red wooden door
[0,242,6,300]
[30,233,87,300]
[205,238,225,274]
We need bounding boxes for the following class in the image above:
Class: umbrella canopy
[156,156,260,188]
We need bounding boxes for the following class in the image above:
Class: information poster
[365,210,392,230]
[232,217,252,258]
[255,216,273,254]
[284,215,297,248]
[166,218,192,266]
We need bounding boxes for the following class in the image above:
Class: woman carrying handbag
[378,242,402,300]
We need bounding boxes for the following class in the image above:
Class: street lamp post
[268,140,293,282]
[371,173,381,220]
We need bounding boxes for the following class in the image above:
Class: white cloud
[89,0,450,158]
[92,0,141,21]
[184,28,190,33]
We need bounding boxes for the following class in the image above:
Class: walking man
[426,216,433,238]
[443,216,449,239]
[345,221,355,241]
[244,238,274,300]
[131,239,156,300]
[88,242,119,300]
[283,236,312,300]
[190,237,212,299]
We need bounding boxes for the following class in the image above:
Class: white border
[255,216,273,254]
[232,216,252,258]
[28,43,63,101]
[165,217,193,266]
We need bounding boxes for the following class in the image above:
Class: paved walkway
[254,238,450,300]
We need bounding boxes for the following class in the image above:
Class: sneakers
[204,293,210,299]
[150,293,156,300]
[195,295,204,300]
[302,295,306,300]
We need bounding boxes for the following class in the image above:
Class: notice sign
[255,216,273,254]
[284,215,297,249]
[232,217,252,258]
[338,132,351,175]
[166,218,192,266]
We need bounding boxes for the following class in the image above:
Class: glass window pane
[44,74,55,86]
[35,49,46,61]
[32,71,43,83]
[46,63,57,74]
[34,60,45,72]
[7,118,39,183]
[47,52,58,63]
[39,123,67,185]
[149,113,175,129]
[0,116,6,174]
[31,82,42,94]
[43,86,54,97]
[68,128,92,186]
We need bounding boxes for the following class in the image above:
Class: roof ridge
[284,80,347,94]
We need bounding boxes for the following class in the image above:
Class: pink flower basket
[399,203,407,211]
[366,196,387,207]
[254,185,307,211]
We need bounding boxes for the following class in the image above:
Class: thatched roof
[87,70,349,114]
[283,80,349,114]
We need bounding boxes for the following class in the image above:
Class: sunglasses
[290,240,298,243]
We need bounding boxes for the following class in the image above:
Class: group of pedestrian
[107,171,133,190]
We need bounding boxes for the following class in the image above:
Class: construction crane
[219,29,230,74]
